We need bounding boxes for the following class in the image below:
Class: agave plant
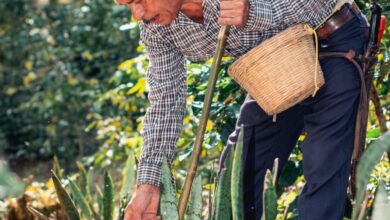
[37,131,390,220]
[352,132,390,220]
[157,126,280,220]
[27,149,136,220]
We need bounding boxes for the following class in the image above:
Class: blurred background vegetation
[0,0,389,219]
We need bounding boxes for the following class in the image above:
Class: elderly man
[117,0,368,219]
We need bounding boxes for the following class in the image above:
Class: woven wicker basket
[228,24,324,115]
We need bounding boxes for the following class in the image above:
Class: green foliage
[214,145,233,220]
[262,167,278,220]
[96,186,104,218]
[119,150,136,199]
[186,175,203,220]
[87,167,95,201]
[51,171,80,220]
[87,54,150,169]
[76,161,90,199]
[68,178,92,219]
[272,158,279,186]
[352,132,390,219]
[46,152,138,220]
[103,170,115,220]
[53,156,64,179]
[0,0,139,165]
[231,126,244,220]
[160,157,179,220]
[27,206,49,220]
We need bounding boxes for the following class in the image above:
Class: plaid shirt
[137,0,338,186]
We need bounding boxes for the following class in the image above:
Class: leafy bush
[0,0,139,165]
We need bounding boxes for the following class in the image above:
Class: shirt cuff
[137,160,162,186]
[245,0,274,32]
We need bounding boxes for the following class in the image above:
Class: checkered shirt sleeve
[136,24,187,186]
[245,0,337,31]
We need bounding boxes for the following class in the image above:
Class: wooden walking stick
[178,25,230,220]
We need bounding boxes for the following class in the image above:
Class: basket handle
[304,24,320,97]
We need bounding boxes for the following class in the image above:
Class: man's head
[116,0,182,25]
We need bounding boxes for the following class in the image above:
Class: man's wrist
[137,184,160,193]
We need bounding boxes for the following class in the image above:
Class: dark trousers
[222,15,369,220]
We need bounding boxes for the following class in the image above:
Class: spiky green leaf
[186,175,203,220]
[271,158,279,186]
[231,126,244,220]
[160,157,179,220]
[27,206,49,220]
[68,178,92,219]
[76,161,89,197]
[53,155,63,179]
[51,171,80,220]
[262,170,277,220]
[87,167,94,201]
[87,168,100,220]
[103,170,115,220]
[214,145,234,220]
[352,132,390,219]
[96,185,104,217]
[208,178,214,220]
[120,150,136,199]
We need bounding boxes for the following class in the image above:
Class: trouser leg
[223,96,304,220]
[299,56,360,220]
[297,56,360,220]
[298,15,368,220]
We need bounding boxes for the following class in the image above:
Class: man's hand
[218,0,249,27]
[124,184,161,220]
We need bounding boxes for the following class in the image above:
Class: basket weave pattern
[228,24,324,115]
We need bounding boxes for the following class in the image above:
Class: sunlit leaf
[120,150,136,199]
[27,206,49,220]
[51,171,80,220]
[68,178,92,219]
